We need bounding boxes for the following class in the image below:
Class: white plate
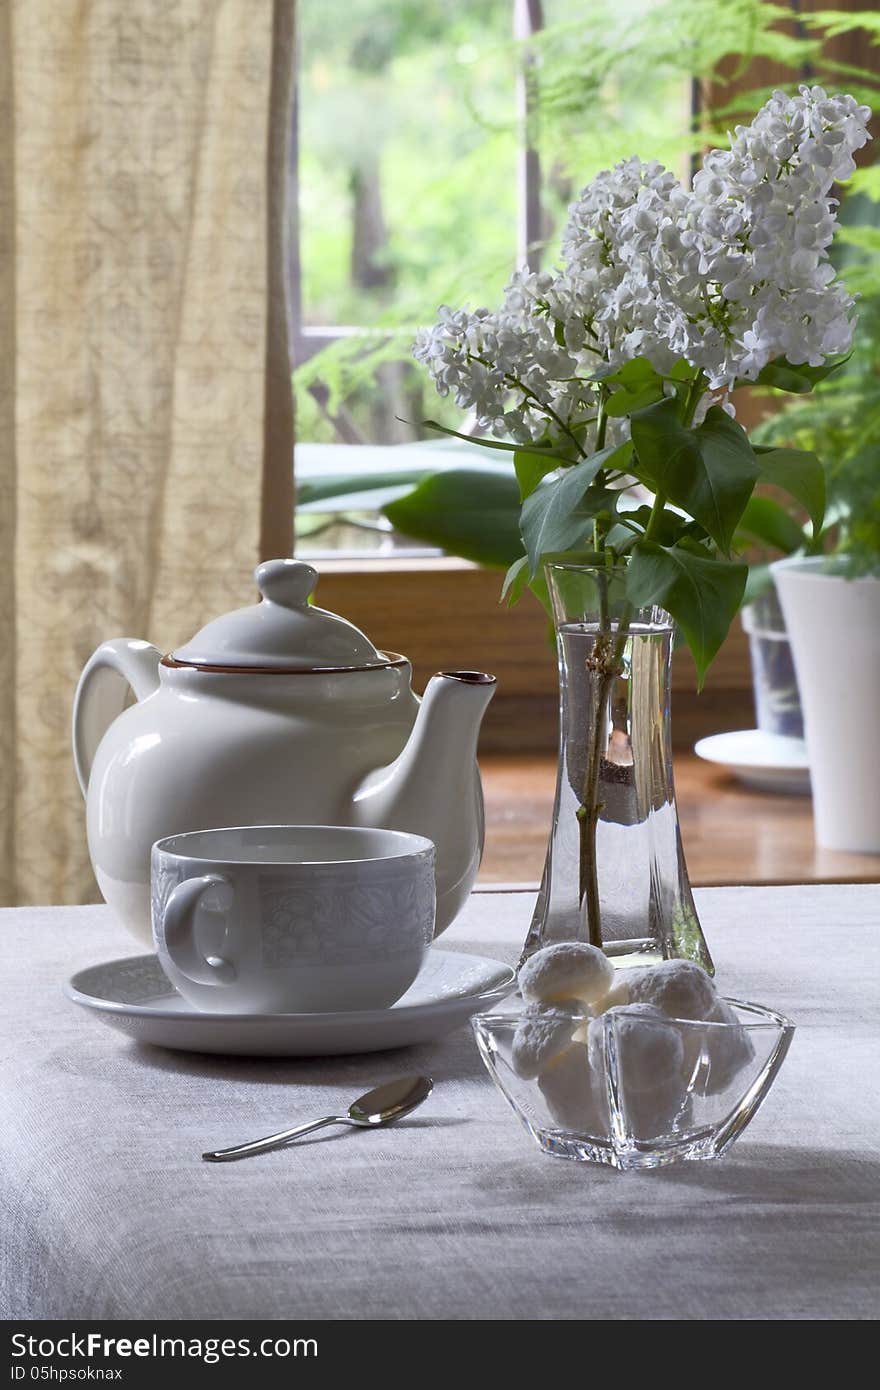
[65,949,516,1057]
[694,729,811,795]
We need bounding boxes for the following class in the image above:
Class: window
[289,0,694,558]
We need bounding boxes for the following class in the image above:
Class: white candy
[518,942,615,1009]
[589,1004,685,1091]
[511,1003,583,1081]
[601,973,631,1009]
[700,999,756,1095]
[617,960,717,1021]
[516,956,747,1142]
[590,1003,689,1139]
[538,1038,607,1135]
[626,1076,690,1139]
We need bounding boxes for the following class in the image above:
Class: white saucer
[694,729,811,795]
[65,949,516,1057]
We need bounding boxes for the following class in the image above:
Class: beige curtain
[0,0,295,906]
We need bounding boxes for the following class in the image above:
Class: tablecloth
[1,884,878,1321]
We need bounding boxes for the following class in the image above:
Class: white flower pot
[772,557,880,853]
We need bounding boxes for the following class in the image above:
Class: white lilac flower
[679,85,872,387]
[413,286,599,444]
[560,157,688,377]
[415,87,872,426]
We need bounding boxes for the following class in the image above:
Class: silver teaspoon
[202,1075,434,1163]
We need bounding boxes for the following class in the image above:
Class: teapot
[73,559,496,946]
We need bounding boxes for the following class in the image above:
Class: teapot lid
[170,559,387,671]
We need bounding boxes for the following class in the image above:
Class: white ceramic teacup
[151,825,436,1015]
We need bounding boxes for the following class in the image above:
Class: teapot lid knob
[256,559,318,609]
[170,557,386,670]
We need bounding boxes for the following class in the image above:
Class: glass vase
[740,588,804,739]
[522,563,713,974]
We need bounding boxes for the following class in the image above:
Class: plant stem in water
[577,589,634,949]
[570,373,706,950]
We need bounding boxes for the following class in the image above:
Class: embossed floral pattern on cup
[260,866,435,966]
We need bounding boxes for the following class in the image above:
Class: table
[2,886,878,1321]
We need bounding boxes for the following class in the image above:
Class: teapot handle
[72,639,162,796]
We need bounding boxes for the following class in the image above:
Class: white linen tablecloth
[1,884,878,1322]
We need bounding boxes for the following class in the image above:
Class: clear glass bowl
[472,1000,794,1172]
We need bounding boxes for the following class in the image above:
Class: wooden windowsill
[479,751,880,888]
[316,560,755,751]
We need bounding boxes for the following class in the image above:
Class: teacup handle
[161,874,238,987]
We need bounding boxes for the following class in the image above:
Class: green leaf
[514,449,559,501]
[500,554,557,618]
[752,354,852,394]
[297,469,432,507]
[501,555,530,605]
[544,547,607,562]
[618,504,708,548]
[601,357,667,416]
[519,442,632,577]
[600,356,697,398]
[666,359,701,383]
[734,495,807,556]
[383,468,522,568]
[604,383,666,417]
[675,534,715,559]
[602,357,664,391]
[630,399,758,552]
[527,569,553,620]
[422,419,578,460]
[421,421,534,453]
[602,523,639,554]
[753,446,826,538]
[626,541,748,688]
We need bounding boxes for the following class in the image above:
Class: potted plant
[753,226,880,851]
[722,189,880,760]
[408,86,871,960]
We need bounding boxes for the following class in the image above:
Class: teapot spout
[352,672,496,934]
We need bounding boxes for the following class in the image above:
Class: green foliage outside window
[294,1,880,581]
